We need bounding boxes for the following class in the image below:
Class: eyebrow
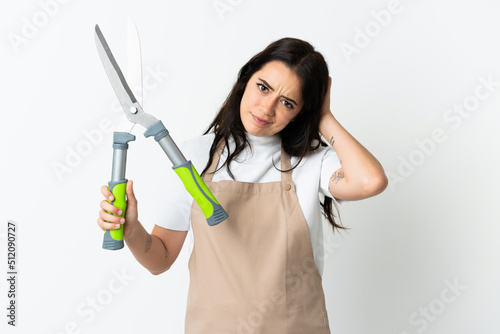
[258,78,299,106]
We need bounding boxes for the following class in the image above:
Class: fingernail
[117,210,123,216]
[109,196,114,201]
[120,218,125,224]
[115,224,120,228]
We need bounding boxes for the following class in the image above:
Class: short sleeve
[150,168,192,231]
[150,135,214,231]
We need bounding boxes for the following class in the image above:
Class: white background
[1,0,499,333]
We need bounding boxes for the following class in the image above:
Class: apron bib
[185,143,331,334]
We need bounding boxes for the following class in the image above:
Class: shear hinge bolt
[129,106,138,114]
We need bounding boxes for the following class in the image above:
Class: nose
[259,95,276,116]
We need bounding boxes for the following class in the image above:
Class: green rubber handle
[173,161,228,226]
[102,180,127,250]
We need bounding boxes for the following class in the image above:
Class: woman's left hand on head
[319,77,334,136]
[320,76,333,119]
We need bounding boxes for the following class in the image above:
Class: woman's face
[240,60,303,137]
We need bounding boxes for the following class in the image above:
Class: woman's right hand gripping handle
[97,180,188,275]
[97,180,139,241]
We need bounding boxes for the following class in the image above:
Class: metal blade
[127,17,143,107]
[95,24,157,129]
[95,24,137,111]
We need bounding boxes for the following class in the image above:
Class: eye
[257,83,268,92]
[281,100,294,109]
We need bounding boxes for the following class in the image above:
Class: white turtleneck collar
[245,132,281,148]
[221,132,281,164]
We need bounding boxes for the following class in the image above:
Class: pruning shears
[95,20,228,250]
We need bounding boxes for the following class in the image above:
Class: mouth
[251,114,272,126]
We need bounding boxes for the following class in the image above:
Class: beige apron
[185,144,331,334]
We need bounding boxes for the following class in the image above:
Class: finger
[101,185,114,201]
[126,180,137,207]
[97,217,123,231]
[99,208,125,225]
[100,200,123,216]
[323,78,332,107]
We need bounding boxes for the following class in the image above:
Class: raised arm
[98,180,188,275]
[319,78,388,201]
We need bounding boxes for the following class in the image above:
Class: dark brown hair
[202,37,345,232]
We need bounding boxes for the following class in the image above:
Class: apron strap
[203,138,293,183]
[203,140,225,182]
[280,146,292,183]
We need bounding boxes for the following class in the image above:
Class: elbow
[361,172,388,198]
[149,265,171,276]
[150,270,163,276]
[150,269,167,276]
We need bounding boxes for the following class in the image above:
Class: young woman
[97,37,387,333]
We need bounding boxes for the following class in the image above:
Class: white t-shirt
[153,133,342,275]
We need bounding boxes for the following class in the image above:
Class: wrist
[319,112,336,140]
[123,219,142,241]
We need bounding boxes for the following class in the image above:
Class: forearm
[124,222,171,275]
[320,112,388,199]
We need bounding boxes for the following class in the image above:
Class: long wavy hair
[202,37,345,232]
